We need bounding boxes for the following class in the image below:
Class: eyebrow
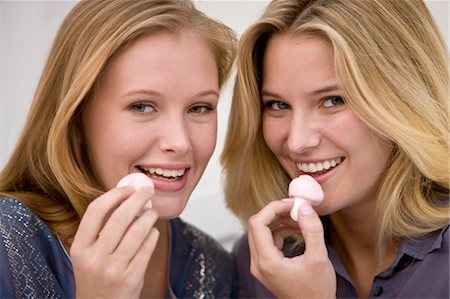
[124,89,220,98]
[260,90,282,99]
[261,84,340,99]
[308,85,340,96]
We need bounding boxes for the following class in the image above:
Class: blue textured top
[0,197,235,298]
[233,221,449,298]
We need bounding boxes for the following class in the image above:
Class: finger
[127,227,160,278]
[248,200,292,261]
[96,186,154,253]
[247,228,260,277]
[296,203,327,257]
[250,200,293,227]
[113,208,159,262]
[73,186,135,247]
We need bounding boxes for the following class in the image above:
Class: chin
[152,202,187,220]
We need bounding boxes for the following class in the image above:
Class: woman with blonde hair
[0,0,237,297]
[221,0,449,297]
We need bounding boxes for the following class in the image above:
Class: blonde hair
[221,0,449,246]
[0,0,236,239]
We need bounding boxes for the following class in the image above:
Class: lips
[136,165,190,192]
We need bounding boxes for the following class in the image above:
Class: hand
[70,186,160,299]
[248,199,336,299]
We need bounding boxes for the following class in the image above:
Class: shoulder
[0,197,50,238]
[396,225,449,298]
[1,197,32,217]
[231,232,251,283]
[232,232,250,261]
[0,197,74,298]
[231,232,275,299]
[231,234,251,284]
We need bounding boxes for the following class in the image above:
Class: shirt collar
[398,225,449,260]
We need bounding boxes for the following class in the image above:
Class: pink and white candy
[116,173,154,210]
[288,175,324,221]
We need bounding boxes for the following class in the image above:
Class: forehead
[262,33,337,93]
[111,29,214,71]
[96,29,219,96]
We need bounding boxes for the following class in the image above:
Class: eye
[131,103,154,114]
[323,96,345,108]
[189,104,212,114]
[265,100,290,111]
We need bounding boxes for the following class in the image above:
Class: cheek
[328,111,368,149]
[262,116,286,154]
[83,119,149,187]
[193,124,217,163]
[341,114,392,174]
[87,122,142,160]
[364,132,393,171]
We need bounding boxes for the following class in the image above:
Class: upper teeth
[141,167,186,178]
[297,157,342,173]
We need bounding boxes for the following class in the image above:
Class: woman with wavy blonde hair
[221,0,449,297]
[0,0,237,297]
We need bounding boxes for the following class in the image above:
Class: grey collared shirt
[233,225,449,298]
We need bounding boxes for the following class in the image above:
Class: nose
[157,115,191,155]
[287,113,321,154]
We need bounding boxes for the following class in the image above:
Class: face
[82,29,219,219]
[261,34,392,216]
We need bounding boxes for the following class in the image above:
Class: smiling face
[81,29,219,219]
[261,34,392,215]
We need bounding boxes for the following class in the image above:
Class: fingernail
[143,200,152,209]
[300,204,314,215]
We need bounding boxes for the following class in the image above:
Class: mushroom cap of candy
[116,173,155,197]
[288,175,324,206]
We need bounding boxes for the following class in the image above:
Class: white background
[0,0,448,250]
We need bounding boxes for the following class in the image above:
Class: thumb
[296,202,327,257]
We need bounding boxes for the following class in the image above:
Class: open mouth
[137,166,187,181]
[297,157,344,176]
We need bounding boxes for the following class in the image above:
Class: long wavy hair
[221,0,449,249]
[0,0,236,240]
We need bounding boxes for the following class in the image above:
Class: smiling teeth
[297,157,342,173]
[141,167,185,178]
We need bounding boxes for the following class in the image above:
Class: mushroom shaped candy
[117,173,154,210]
[288,175,324,221]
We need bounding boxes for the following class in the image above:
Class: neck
[328,207,399,299]
[329,208,378,249]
